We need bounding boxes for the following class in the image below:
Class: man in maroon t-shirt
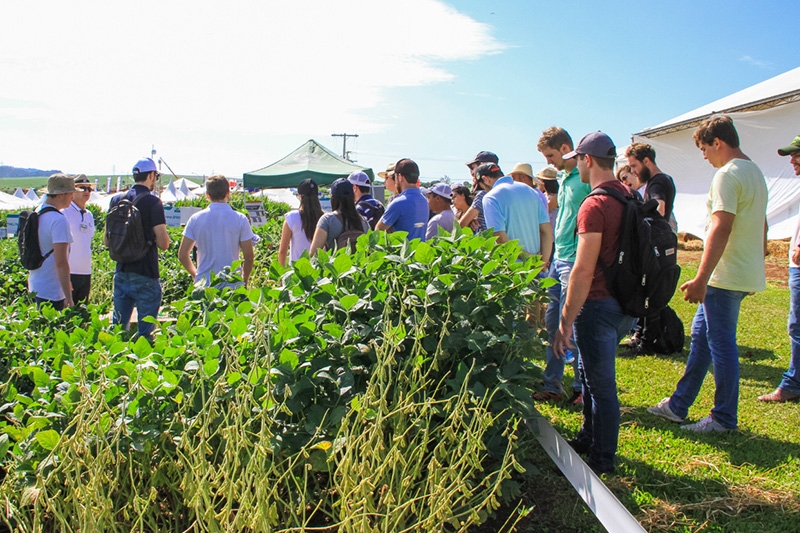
[552,131,636,475]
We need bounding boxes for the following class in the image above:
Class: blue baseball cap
[133,157,158,174]
[330,177,354,198]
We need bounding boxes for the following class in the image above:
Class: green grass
[0,175,202,192]
[521,253,800,532]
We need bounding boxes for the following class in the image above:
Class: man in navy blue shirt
[375,159,429,241]
[348,170,385,229]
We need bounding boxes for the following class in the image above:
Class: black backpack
[589,186,681,318]
[640,305,685,355]
[105,192,153,263]
[18,206,61,270]
[332,213,366,252]
[356,197,385,229]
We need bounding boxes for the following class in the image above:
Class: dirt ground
[680,237,789,286]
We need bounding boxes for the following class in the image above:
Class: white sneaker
[647,397,684,423]
[680,415,729,433]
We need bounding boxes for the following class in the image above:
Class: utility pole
[331,133,359,161]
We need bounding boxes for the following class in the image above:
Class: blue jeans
[781,268,800,394]
[669,286,747,429]
[543,260,581,394]
[113,271,162,338]
[574,298,634,472]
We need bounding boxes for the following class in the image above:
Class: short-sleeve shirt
[426,208,455,239]
[29,206,72,301]
[644,173,676,221]
[284,209,313,263]
[378,187,429,241]
[62,201,95,275]
[554,167,591,262]
[183,202,255,284]
[706,158,767,292]
[318,211,370,250]
[355,194,385,230]
[483,176,549,256]
[111,185,166,279]
[576,180,628,301]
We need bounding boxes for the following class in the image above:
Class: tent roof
[637,66,800,138]
[243,139,374,189]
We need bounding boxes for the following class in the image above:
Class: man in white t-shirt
[29,174,79,310]
[178,175,255,288]
[62,174,96,304]
[425,183,455,239]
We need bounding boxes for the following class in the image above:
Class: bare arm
[655,199,666,217]
[308,227,328,257]
[53,242,73,308]
[680,211,734,304]
[539,222,553,266]
[375,220,393,233]
[154,224,170,251]
[459,206,479,228]
[277,219,291,267]
[178,236,197,280]
[240,239,254,287]
[552,232,602,358]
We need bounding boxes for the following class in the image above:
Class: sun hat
[510,163,534,178]
[73,174,96,189]
[347,171,371,187]
[428,183,452,199]
[466,151,499,166]
[330,177,354,198]
[297,178,318,196]
[778,135,800,156]
[46,173,81,195]
[133,157,158,174]
[563,131,616,160]
[535,167,558,180]
[377,162,396,179]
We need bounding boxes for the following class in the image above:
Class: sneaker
[680,415,729,433]
[567,390,583,406]
[533,390,563,402]
[647,397,684,423]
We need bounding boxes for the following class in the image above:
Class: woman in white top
[278,179,323,266]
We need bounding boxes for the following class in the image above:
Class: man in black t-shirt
[625,142,676,221]
[107,158,171,339]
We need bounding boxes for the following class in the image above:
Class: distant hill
[0,166,61,178]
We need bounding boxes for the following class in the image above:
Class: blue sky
[0,0,796,183]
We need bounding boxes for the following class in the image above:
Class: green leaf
[132,336,151,358]
[203,357,220,377]
[35,430,60,451]
[280,348,299,369]
[227,372,242,386]
[340,294,359,312]
[413,241,436,264]
[230,316,247,337]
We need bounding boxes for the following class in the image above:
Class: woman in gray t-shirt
[309,178,369,255]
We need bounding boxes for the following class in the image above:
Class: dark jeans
[113,271,162,338]
[71,274,91,304]
[35,297,65,311]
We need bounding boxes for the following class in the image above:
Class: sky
[1,0,797,183]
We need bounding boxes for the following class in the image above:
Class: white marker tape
[525,412,646,533]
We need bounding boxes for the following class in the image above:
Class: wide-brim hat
[377,163,396,179]
[535,167,558,180]
[510,163,534,178]
[42,173,81,195]
[73,174,96,189]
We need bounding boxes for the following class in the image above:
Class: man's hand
[792,246,800,266]
[680,277,707,304]
[552,319,574,359]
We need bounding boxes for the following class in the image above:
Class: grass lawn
[518,247,800,532]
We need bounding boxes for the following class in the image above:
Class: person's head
[205,174,230,202]
[474,163,504,190]
[778,135,800,176]
[330,177,363,230]
[466,151,499,177]
[541,176,559,195]
[132,157,160,190]
[297,178,323,240]
[72,174,94,208]
[347,170,371,199]
[563,131,616,184]
[615,164,639,188]
[45,173,80,208]
[426,183,452,214]
[537,127,574,171]
[693,115,740,168]
[378,163,397,194]
[451,185,472,212]
[534,166,558,193]
[625,142,658,183]
[394,159,420,190]
[509,162,535,187]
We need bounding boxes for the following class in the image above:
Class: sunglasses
[77,187,92,192]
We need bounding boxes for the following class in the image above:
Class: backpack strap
[34,205,62,261]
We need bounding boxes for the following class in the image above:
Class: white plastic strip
[525,413,646,533]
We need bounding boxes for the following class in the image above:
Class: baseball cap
[330,177,354,198]
[377,162,396,179]
[46,173,81,195]
[474,163,502,179]
[428,183,452,199]
[133,157,158,174]
[535,167,558,180]
[297,178,318,196]
[466,151,499,166]
[778,135,800,156]
[394,158,420,179]
[510,163,533,178]
[347,171,371,187]
[563,131,616,160]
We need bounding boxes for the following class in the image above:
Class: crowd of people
[26,116,800,476]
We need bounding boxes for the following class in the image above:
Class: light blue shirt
[379,187,429,241]
[483,176,549,255]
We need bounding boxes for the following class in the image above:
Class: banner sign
[245,202,267,227]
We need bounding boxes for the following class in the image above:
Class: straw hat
[534,167,558,181]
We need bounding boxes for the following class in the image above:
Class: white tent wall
[634,101,800,241]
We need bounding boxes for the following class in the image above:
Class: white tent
[13,187,26,200]
[0,190,35,210]
[25,188,39,202]
[173,177,201,190]
[634,66,800,240]
[160,179,179,203]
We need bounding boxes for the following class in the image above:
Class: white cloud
[738,55,772,69]
[0,0,505,173]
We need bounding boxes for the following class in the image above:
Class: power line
[331,133,359,161]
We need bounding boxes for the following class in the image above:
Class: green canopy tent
[243,139,374,189]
